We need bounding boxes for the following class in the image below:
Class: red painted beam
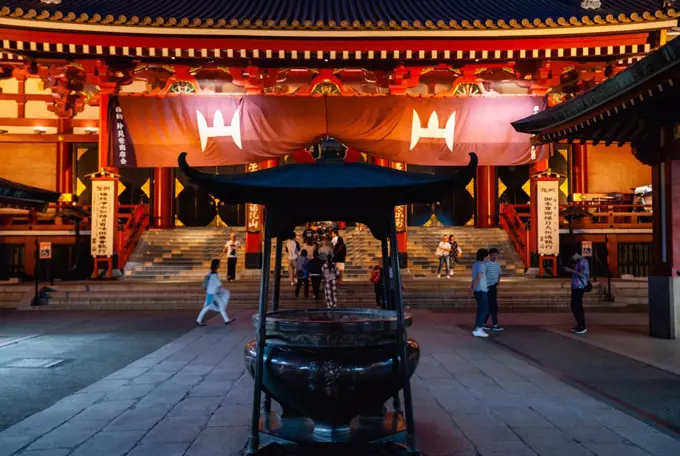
[0,27,651,53]
[0,133,97,143]
[0,118,99,127]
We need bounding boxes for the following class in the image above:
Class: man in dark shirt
[308,250,323,300]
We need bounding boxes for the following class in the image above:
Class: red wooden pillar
[56,117,73,194]
[649,159,680,339]
[571,143,589,196]
[390,161,408,268]
[475,165,497,228]
[153,168,173,229]
[245,159,278,269]
[97,84,116,170]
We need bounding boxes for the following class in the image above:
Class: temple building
[0,0,676,281]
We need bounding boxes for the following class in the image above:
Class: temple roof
[0,1,677,33]
[179,152,477,238]
[512,35,680,138]
[0,177,61,212]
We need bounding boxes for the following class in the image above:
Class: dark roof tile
[0,0,674,30]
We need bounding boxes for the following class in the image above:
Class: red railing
[499,203,530,268]
[117,204,149,268]
[559,203,653,229]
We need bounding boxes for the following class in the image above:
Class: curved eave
[0,10,677,39]
[178,152,477,207]
[513,35,680,143]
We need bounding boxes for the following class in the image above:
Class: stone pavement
[1,310,680,456]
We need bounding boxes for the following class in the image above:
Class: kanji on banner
[536,181,559,255]
[113,95,544,168]
[91,181,115,257]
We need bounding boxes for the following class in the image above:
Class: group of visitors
[469,248,503,338]
[286,225,347,309]
[435,234,462,278]
[469,244,591,338]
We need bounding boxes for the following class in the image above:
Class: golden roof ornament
[581,0,602,9]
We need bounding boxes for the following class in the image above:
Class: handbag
[580,276,593,293]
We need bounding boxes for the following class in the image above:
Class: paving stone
[142,417,204,443]
[492,408,554,428]
[581,443,652,456]
[104,407,168,432]
[616,430,680,456]
[127,442,191,456]
[221,387,257,406]
[69,430,145,456]
[185,426,249,456]
[527,442,594,456]
[207,404,252,427]
[511,426,576,446]
[71,400,136,423]
[19,450,71,456]
[104,383,156,402]
[106,367,150,380]
[26,419,108,450]
[474,441,538,456]
[560,425,628,444]
[77,379,129,395]
[129,371,176,385]
[190,381,233,397]
[452,414,520,442]
[165,374,204,387]
[169,397,221,419]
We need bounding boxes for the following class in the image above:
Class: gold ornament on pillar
[140,178,151,198]
[466,178,475,198]
[497,179,507,198]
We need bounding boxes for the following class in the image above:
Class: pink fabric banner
[115,95,544,168]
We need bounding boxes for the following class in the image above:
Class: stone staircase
[15,277,616,311]
[124,227,247,281]
[124,226,526,281]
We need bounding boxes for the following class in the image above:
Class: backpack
[296,259,307,279]
[202,273,212,290]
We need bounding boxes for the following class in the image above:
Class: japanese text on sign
[536,181,559,255]
[39,242,52,259]
[115,106,128,166]
[91,180,115,257]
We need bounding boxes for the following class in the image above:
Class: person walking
[285,234,300,286]
[448,234,462,276]
[319,239,334,262]
[469,249,489,338]
[370,264,384,309]
[309,250,323,300]
[332,231,346,281]
[435,235,451,278]
[564,247,590,334]
[295,250,310,298]
[220,232,241,281]
[484,248,504,331]
[197,259,234,326]
[322,256,340,308]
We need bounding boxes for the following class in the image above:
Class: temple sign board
[90,180,115,257]
[537,181,560,255]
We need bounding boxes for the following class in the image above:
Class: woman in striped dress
[448,235,461,276]
[322,256,340,308]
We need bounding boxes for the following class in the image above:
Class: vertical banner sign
[110,97,137,168]
[392,162,407,232]
[245,163,262,233]
[91,180,115,256]
[537,181,559,255]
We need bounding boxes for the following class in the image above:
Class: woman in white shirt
[435,235,451,279]
[197,259,234,326]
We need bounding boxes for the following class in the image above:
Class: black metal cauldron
[244,309,420,441]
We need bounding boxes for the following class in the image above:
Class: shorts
[335,262,345,271]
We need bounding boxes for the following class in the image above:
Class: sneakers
[446,275,451,279]
[225,318,235,326]
[573,327,588,334]
[491,325,504,331]
[472,328,489,338]
[196,321,206,326]
[438,274,441,279]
